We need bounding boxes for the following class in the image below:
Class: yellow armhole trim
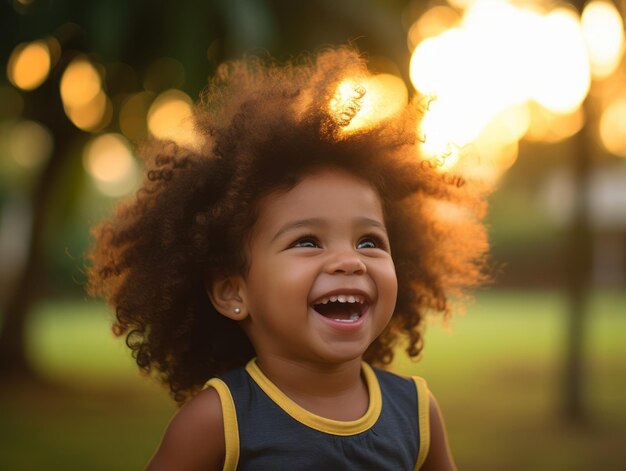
[204,378,240,471]
[413,377,430,471]
[245,359,382,436]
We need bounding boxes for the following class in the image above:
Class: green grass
[1,290,625,470]
[393,290,626,470]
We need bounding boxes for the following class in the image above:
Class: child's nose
[325,250,367,275]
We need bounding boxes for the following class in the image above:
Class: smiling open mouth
[312,295,367,323]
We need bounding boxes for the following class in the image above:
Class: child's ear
[207,276,249,321]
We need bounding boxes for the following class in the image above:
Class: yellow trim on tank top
[204,378,240,471]
[412,376,430,470]
[245,358,382,436]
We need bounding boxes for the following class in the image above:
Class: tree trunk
[0,55,78,381]
[562,0,595,424]
[563,101,592,422]
[0,153,61,379]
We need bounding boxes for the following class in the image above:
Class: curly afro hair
[87,47,490,405]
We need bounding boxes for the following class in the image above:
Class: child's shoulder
[145,387,225,470]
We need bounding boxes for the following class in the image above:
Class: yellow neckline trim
[245,359,382,436]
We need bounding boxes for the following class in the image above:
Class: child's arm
[145,388,225,471]
[421,391,458,471]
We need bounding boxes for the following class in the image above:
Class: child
[88,47,489,470]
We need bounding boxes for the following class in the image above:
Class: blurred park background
[1,0,625,469]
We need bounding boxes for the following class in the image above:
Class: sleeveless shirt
[205,359,430,470]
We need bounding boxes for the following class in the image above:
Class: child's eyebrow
[271,217,387,242]
[271,218,324,242]
[355,217,388,233]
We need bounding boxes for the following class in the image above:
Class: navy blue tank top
[205,359,430,470]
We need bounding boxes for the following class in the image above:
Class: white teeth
[334,312,361,323]
[314,294,365,305]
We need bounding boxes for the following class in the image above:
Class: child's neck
[254,355,369,422]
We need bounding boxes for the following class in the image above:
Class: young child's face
[238,167,398,365]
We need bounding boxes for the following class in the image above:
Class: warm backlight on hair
[83,133,139,196]
[7,40,51,90]
[599,97,626,157]
[329,79,367,128]
[581,0,625,79]
[409,0,597,176]
[147,89,201,150]
[330,74,408,134]
[418,98,481,161]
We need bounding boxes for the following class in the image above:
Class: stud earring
[233,307,241,315]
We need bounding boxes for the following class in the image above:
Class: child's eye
[357,235,387,250]
[292,236,320,248]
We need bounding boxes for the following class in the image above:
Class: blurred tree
[0,19,86,380]
[564,0,595,424]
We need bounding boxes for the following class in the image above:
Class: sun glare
[530,9,590,114]
[408,0,604,177]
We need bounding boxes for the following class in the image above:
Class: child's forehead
[266,167,380,205]
[251,167,385,231]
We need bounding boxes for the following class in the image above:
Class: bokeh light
[447,0,476,10]
[45,36,62,68]
[407,5,460,51]
[6,120,54,169]
[525,105,585,143]
[83,133,140,197]
[7,40,51,91]
[581,0,625,79]
[60,58,101,108]
[147,89,201,150]
[65,90,113,132]
[599,97,626,157]
[60,57,111,132]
